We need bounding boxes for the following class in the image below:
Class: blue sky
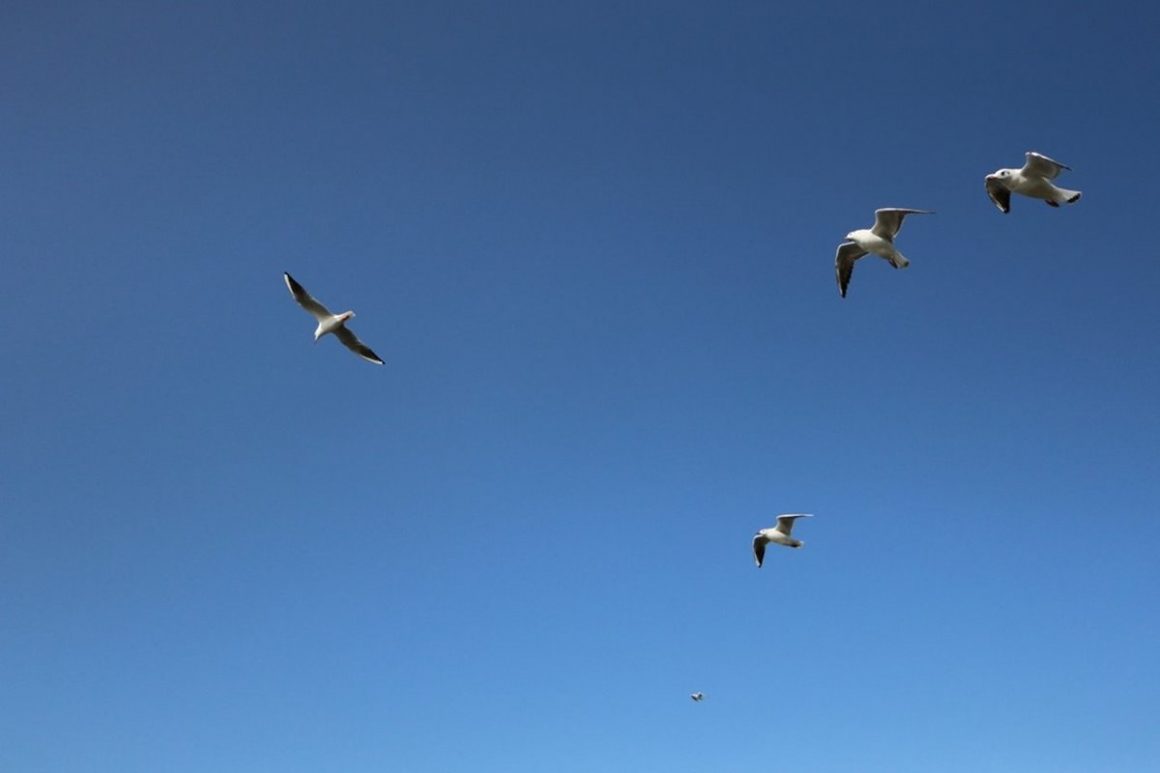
[2,1,1158,771]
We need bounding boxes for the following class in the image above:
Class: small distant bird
[690,692,705,702]
[753,514,813,568]
[283,272,384,365]
[835,208,934,298]
[985,152,1082,213]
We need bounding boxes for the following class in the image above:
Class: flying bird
[690,692,705,702]
[835,208,933,298]
[985,152,1082,213]
[753,514,813,568]
[283,272,384,365]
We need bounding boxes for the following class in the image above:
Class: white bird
[985,151,1082,213]
[835,208,933,298]
[753,514,813,568]
[283,272,384,365]
[690,692,705,702]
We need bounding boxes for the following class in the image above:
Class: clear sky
[2,2,1158,771]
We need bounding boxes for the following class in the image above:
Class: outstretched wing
[984,175,1011,213]
[835,241,867,298]
[1022,152,1069,180]
[871,208,934,239]
[335,326,385,365]
[776,513,813,535]
[284,272,333,321]
[752,534,767,568]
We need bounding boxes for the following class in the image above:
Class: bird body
[755,527,803,549]
[985,152,1081,213]
[690,692,704,702]
[752,513,813,568]
[835,208,933,298]
[844,228,909,269]
[284,272,385,365]
[314,310,355,340]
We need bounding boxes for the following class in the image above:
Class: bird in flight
[753,514,813,568]
[690,692,705,702]
[283,272,384,365]
[985,151,1082,213]
[835,208,934,298]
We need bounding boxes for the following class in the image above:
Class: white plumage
[984,151,1082,213]
[835,209,933,298]
[284,272,385,366]
[753,514,813,568]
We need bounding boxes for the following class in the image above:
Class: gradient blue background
[3,2,1158,771]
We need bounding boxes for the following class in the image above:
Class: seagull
[283,272,384,365]
[835,209,933,298]
[753,514,813,568]
[690,692,705,702]
[985,152,1082,213]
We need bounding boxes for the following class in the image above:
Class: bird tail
[1053,186,1082,205]
[888,251,910,270]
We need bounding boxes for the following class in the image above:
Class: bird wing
[1022,152,1069,180]
[984,175,1011,213]
[776,513,813,535]
[284,272,333,321]
[334,325,385,365]
[752,534,767,568]
[871,208,933,239]
[835,241,867,298]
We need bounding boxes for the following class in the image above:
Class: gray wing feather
[284,272,333,320]
[985,175,1011,213]
[871,208,934,239]
[1022,151,1069,180]
[776,513,813,535]
[335,326,385,365]
[835,241,867,298]
[752,534,767,568]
